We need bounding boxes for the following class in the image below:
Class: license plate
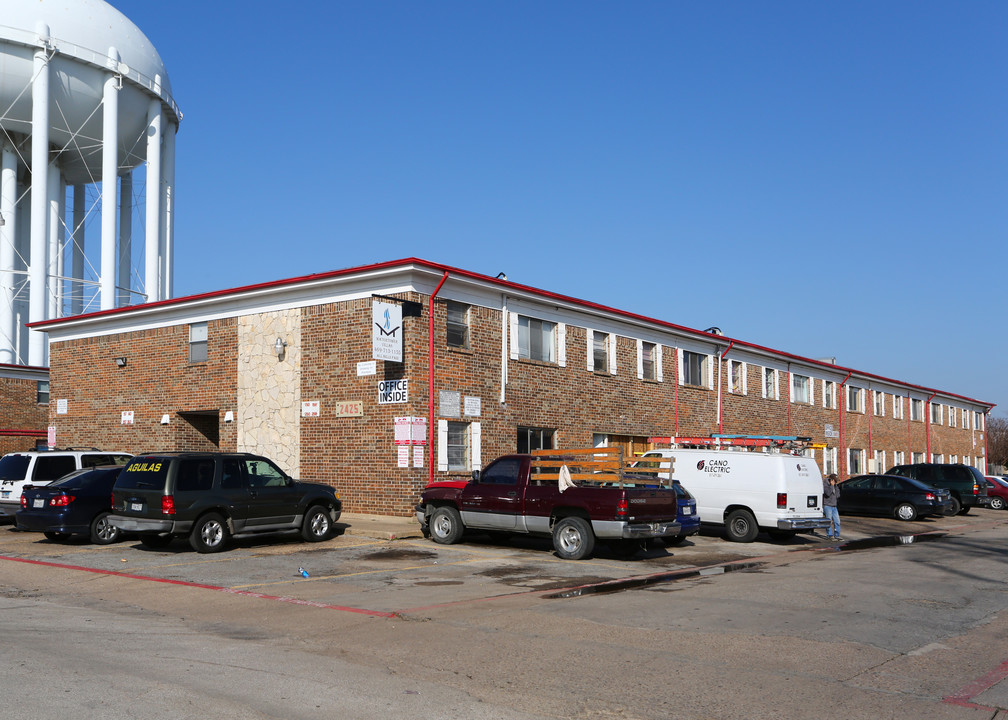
[131,502,143,511]
[33,499,44,508]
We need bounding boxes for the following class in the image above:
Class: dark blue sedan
[664,481,700,545]
[15,466,125,544]
[838,474,952,521]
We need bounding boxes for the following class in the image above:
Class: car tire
[90,511,121,545]
[958,506,970,515]
[301,505,332,542]
[894,503,917,521]
[944,496,961,516]
[43,531,71,542]
[190,513,229,553]
[139,533,173,549]
[429,506,464,545]
[552,516,595,560]
[990,497,1005,510]
[725,509,759,543]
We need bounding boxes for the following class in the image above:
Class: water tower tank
[0,0,181,366]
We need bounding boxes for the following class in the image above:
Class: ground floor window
[823,447,837,475]
[848,448,865,475]
[518,427,555,454]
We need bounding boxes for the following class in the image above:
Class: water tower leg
[100,47,120,312]
[28,38,51,367]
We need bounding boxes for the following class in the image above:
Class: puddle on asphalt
[544,561,765,599]
[828,533,946,551]
[545,533,949,598]
[362,548,438,562]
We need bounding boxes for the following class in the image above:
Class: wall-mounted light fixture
[114,356,127,368]
[274,337,287,359]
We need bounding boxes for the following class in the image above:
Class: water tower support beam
[100,46,120,312]
[28,25,51,366]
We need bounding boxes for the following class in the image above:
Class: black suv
[108,452,342,553]
[886,463,989,516]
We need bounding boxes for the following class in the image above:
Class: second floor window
[823,380,836,409]
[37,380,50,404]
[910,399,923,421]
[873,391,885,417]
[592,331,610,373]
[446,301,470,349]
[791,374,810,404]
[846,386,864,413]
[641,341,656,381]
[517,316,556,363]
[189,322,208,363]
[728,360,745,394]
[763,367,779,400]
[682,351,706,387]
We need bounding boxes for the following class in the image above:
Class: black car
[886,463,989,515]
[15,465,126,544]
[107,452,342,553]
[838,474,953,521]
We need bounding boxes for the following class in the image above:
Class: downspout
[839,371,852,479]
[925,391,937,462]
[427,271,449,484]
[867,386,873,469]
[718,341,735,435]
[786,362,792,435]
[984,410,990,472]
[674,347,680,435]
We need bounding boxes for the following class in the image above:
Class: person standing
[822,473,841,540]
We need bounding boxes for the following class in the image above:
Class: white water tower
[0,0,181,366]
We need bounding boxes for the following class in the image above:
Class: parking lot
[1,508,1002,617]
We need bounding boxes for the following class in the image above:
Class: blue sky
[113,0,1006,415]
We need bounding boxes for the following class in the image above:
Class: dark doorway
[177,410,220,450]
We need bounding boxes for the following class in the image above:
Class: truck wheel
[552,516,595,560]
[944,497,961,516]
[301,505,332,542]
[190,513,229,553]
[90,511,121,545]
[725,509,759,543]
[429,506,463,545]
[894,503,917,521]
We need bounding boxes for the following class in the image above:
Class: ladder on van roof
[648,434,815,454]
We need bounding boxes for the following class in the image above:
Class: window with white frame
[639,341,657,381]
[934,454,944,464]
[975,411,985,430]
[189,322,208,363]
[930,403,943,424]
[846,386,864,413]
[948,406,957,428]
[950,454,958,464]
[873,450,885,474]
[848,448,865,475]
[912,451,925,463]
[682,350,707,387]
[910,399,923,422]
[763,367,779,400]
[893,451,904,466]
[823,380,836,410]
[517,316,557,363]
[872,391,885,417]
[438,420,481,472]
[728,360,746,395]
[823,447,837,475]
[37,380,49,404]
[791,374,810,404]
[963,410,970,429]
[892,395,904,420]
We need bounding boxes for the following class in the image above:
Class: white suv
[0,449,132,520]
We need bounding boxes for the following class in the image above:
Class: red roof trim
[25,257,995,409]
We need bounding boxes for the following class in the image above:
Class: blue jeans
[823,505,841,537]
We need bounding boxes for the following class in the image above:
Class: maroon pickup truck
[415,450,681,560]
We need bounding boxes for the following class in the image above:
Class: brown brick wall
[0,375,47,453]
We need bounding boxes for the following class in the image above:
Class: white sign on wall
[121,410,134,425]
[357,360,377,376]
[378,379,409,404]
[302,401,321,417]
[372,302,403,362]
[56,399,67,415]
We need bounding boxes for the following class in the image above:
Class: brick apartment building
[30,258,994,516]
[0,364,49,454]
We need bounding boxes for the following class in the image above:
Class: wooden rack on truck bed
[647,434,816,455]
[529,447,672,488]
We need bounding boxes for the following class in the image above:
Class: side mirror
[471,470,480,483]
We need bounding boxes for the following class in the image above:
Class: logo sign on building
[372,301,403,363]
[378,379,408,404]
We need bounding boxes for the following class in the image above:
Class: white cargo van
[637,448,831,542]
